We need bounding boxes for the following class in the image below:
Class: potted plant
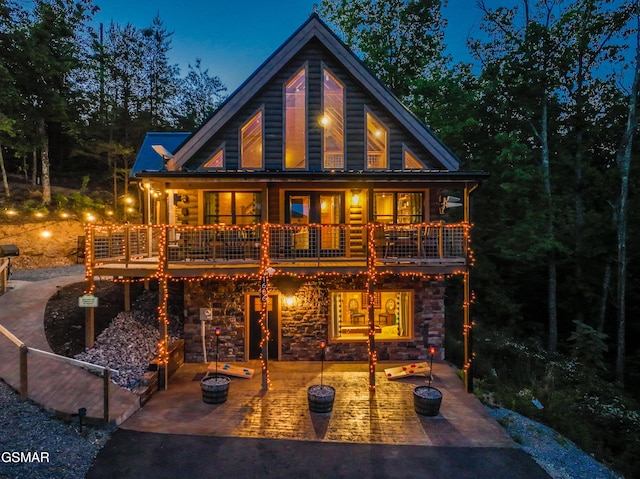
[201,327,230,404]
[413,346,442,416]
[307,340,335,413]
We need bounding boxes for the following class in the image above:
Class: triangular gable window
[203,148,224,169]
[403,147,427,170]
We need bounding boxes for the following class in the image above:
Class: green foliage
[568,320,609,371]
[474,333,640,478]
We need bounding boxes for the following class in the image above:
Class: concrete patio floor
[121,360,514,447]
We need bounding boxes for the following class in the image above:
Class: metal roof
[131,132,191,177]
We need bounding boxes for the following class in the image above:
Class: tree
[16,0,97,204]
[0,0,23,197]
[613,5,640,385]
[474,0,566,351]
[141,13,179,128]
[174,58,226,130]
[316,0,446,103]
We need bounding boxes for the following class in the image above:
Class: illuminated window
[204,192,261,225]
[329,291,412,341]
[374,192,423,224]
[285,68,306,169]
[203,148,224,169]
[322,69,344,169]
[403,147,426,170]
[241,110,263,169]
[366,111,388,169]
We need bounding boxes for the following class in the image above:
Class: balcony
[86,223,470,278]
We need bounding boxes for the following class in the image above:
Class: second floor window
[241,110,263,169]
[374,192,423,224]
[204,192,262,225]
[322,69,344,169]
[366,111,388,169]
[285,68,306,169]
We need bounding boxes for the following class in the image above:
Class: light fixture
[284,295,296,308]
[41,231,52,238]
[318,114,330,127]
[351,189,361,206]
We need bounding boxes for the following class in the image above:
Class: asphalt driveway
[86,430,551,479]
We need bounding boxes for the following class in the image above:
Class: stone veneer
[182,276,445,363]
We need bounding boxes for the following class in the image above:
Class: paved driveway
[87,430,551,479]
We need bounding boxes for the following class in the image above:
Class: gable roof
[131,132,191,176]
[171,13,460,172]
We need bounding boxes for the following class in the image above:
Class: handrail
[85,222,470,268]
[0,324,117,423]
[0,323,24,347]
[27,347,119,376]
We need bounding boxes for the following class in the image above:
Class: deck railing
[87,223,469,269]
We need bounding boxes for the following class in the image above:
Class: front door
[285,191,344,257]
[248,294,279,360]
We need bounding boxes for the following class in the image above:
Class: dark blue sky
[93,0,506,92]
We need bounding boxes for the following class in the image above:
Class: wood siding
[184,39,441,173]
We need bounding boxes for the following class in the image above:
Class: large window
[322,69,344,169]
[366,111,388,169]
[241,110,263,169]
[203,192,261,225]
[374,192,423,224]
[329,291,412,341]
[285,68,306,169]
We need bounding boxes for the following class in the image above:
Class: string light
[83,221,477,390]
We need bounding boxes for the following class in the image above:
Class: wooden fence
[0,323,118,424]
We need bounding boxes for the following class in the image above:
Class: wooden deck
[93,258,467,278]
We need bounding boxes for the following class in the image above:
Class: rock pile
[74,291,182,391]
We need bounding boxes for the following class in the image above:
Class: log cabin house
[84,14,487,390]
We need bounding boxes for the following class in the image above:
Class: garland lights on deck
[83,222,476,391]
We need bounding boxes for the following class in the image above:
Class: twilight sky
[92,0,512,92]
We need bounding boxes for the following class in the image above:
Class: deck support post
[366,222,376,393]
[84,227,95,349]
[463,273,473,393]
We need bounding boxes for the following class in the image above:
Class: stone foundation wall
[182,276,445,363]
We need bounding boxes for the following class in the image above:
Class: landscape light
[41,231,52,238]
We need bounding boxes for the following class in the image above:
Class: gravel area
[487,407,623,479]
[10,264,86,282]
[0,381,113,479]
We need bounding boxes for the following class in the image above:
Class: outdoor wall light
[284,295,296,308]
[351,189,361,206]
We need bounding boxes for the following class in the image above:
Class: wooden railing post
[103,368,111,425]
[19,344,28,401]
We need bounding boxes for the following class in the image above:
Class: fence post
[103,368,110,425]
[19,345,28,401]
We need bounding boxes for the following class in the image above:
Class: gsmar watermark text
[1,451,50,463]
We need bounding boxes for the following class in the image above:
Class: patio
[120,360,514,447]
